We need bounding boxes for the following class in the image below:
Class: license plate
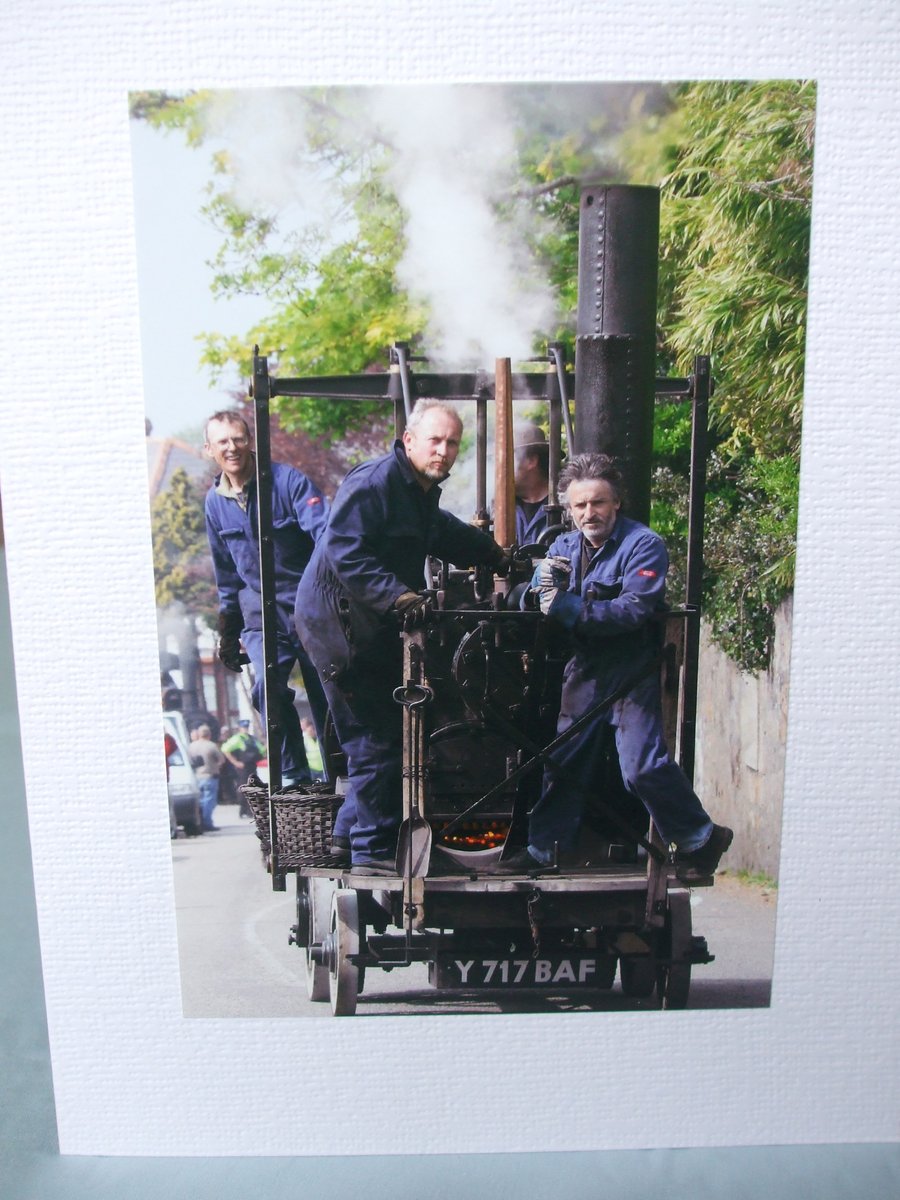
[433,953,615,989]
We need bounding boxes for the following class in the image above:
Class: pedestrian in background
[216,726,240,806]
[191,723,226,833]
[222,719,264,816]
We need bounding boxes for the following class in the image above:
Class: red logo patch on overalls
[638,568,657,577]
[307,496,322,505]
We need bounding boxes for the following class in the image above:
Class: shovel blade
[395,815,432,878]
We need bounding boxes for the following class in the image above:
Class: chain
[527,891,542,958]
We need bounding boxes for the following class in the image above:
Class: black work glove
[493,549,514,577]
[217,611,250,673]
[393,590,434,628]
[218,638,248,673]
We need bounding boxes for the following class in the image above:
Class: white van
[163,710,203,837]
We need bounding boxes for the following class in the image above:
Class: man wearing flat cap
[513,422,552,546]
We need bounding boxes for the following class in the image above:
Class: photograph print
[131,80,813,1018]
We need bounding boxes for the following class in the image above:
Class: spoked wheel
[657,887,692,1010]
[619,955,658,999]
[304,877,333,1002]
[328,888,360,1017]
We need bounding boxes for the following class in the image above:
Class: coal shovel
[393,678,433,880]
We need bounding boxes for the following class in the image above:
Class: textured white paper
[0,0,898,1158]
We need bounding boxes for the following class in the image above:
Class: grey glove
[532,555,572,615]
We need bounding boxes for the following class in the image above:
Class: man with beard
[499,452,733,883]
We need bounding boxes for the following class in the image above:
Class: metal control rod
[493,358,516,548]
[250,347,282,795]
[678,355,711,784]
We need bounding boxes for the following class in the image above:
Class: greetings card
[0,0,897,1157]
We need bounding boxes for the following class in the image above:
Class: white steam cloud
[370,85,557,367]
[204,89,343,239]
[203,85,560,368]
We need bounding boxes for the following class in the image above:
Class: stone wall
[693,595,792,882]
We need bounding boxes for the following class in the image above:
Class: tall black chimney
[573,184,660,524]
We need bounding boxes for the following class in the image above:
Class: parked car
[163,710,203,837]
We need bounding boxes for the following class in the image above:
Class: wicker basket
[239,781,342,868]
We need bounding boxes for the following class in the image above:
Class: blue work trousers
[323,658,403,863]
[199,776,219,831]
[240,628,329,783]
[528,672,712,854]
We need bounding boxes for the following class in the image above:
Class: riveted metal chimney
[573,184,660,524]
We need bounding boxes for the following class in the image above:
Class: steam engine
[244,184,715,1014]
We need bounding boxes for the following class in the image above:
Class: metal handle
[392,683,434,709]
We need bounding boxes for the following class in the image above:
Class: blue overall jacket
[537,515,669,711]
[515,497,550,546]
[295,441,501,684]
[205,461,328,635]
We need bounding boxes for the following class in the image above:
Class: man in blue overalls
[204,409,329,788]
[513,422,552,547]
[295,400,508,874]
[500,452,733,884]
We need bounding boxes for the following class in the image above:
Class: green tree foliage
[703,453,799,667]
[622,80,814,670]
[622,79,814,460]
[151,468,217,622]
[651,449,799,671]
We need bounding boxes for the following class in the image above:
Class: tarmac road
[172,803,777,1018]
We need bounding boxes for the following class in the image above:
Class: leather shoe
[329,836,351,864]
[278,773,312,792]
[493,847,557,875]
[675,824,733,883]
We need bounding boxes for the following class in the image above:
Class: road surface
[172,803,777,1018]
